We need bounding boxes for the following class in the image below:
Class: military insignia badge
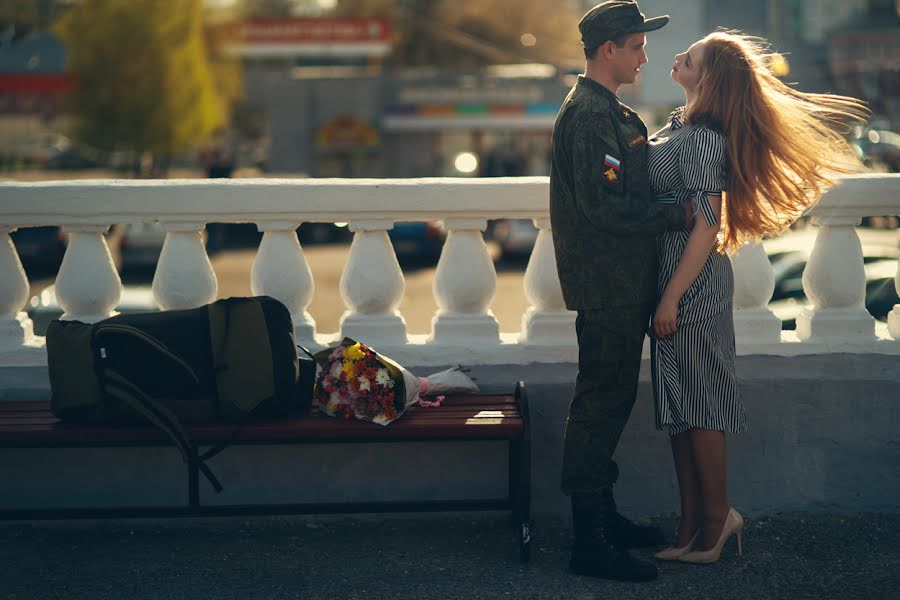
[625,133,647,150]
[603,167,618,182]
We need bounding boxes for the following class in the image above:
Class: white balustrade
[251,221,317,347]
[0,227,33,348]
[795,216,875,342]
[520,218,575,345]
[56,225,122,323]
[730,241,781,343]
[430,218,501,345]
[890,263,900,339]
[339,221,407,344]
[152,222,218,311]
[0,175,897,368]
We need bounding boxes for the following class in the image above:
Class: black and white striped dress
[647,107,747,435]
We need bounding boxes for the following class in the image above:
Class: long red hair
[685,32,869,251]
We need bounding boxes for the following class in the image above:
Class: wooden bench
[0,382,532,561]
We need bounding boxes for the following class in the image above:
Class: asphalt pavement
[2,512,898,600]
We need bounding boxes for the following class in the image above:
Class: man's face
[608,32,648,85]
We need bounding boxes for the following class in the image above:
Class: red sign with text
[239,18,392,45]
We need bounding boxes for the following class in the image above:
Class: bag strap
[103,369,223,494]
[95,324,200,384]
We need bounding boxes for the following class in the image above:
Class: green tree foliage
[55,0,240,175]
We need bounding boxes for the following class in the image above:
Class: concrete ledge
[2,354,899,518]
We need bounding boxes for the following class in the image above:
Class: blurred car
[389,221,445,264]
[764,229,899,302]
[298,222,352,245]
[769,259,898,329]
[27,284,158,336]
[117,223,167,271]
[491,219,539,262]
[852,129,900,172]
[43,147,106,170]
[10,226,67,275]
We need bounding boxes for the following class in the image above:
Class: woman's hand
[653,297,679,338]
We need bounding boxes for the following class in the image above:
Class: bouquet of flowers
[312,338,478,426]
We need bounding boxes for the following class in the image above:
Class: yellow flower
[343,343,366,362]
[342,360,357,379]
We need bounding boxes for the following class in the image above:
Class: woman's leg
[689,427,729,550]
[671,430,703,546]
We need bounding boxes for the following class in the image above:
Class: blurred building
[827,1,900,129]
[579,0,897,129]
[231,18,567,177]
[0,32,73,166]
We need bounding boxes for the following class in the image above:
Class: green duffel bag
[46,296,313,492]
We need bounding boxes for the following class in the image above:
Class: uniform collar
[577,75,619,107]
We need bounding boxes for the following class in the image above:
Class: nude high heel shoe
[654,530,699,561]
[678,508,744,564]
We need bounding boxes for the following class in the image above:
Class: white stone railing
[0,174,897,367]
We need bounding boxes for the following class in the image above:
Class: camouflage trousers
[561,305,653,495]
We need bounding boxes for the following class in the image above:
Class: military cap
[579,1,669,49]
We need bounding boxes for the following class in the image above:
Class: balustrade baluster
[55,225,121,322]
[251,221,317,346]
[731,241,781,343]
[888,260,900,340]
[339,221,407,344]
[152,223,217,310]
[520,218,575,344]
[0,226,34,349]
[430,218,500,345]
[796,218,875,341]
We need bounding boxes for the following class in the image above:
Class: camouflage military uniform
[550,75,685,494]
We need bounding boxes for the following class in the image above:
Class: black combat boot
[569,493,658,582]
[604,462,666,549]
[608,498,666,549]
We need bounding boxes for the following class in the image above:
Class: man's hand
[653,297,679,339]
[682,200,695,229]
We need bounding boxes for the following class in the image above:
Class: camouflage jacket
[549,76,685,311]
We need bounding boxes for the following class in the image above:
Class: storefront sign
[230,18,392,58]
[316,116,380,151]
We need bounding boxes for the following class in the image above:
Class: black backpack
[46,296,315,492]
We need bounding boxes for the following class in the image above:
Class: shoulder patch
[603,154,621,171]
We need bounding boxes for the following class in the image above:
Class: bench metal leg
[188,450,200,510]
[511,381,532,563]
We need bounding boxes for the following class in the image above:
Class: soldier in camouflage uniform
[549,1,693,583]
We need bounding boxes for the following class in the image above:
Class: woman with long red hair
[647,31,867,564]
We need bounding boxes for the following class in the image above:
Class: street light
[454,152,478,174]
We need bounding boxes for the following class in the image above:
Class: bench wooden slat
[0,397,524,446]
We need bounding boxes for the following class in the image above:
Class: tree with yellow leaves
[55,0,240,176]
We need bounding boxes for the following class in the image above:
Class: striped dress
[647,107,747,435]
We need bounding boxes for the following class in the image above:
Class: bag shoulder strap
[103,369,222,493]
[95,324,200,384]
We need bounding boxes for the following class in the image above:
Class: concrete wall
[3,353,899,520]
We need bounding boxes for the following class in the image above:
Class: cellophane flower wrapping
[312,338,478,426]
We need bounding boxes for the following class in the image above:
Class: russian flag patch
[603,154,621,171]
